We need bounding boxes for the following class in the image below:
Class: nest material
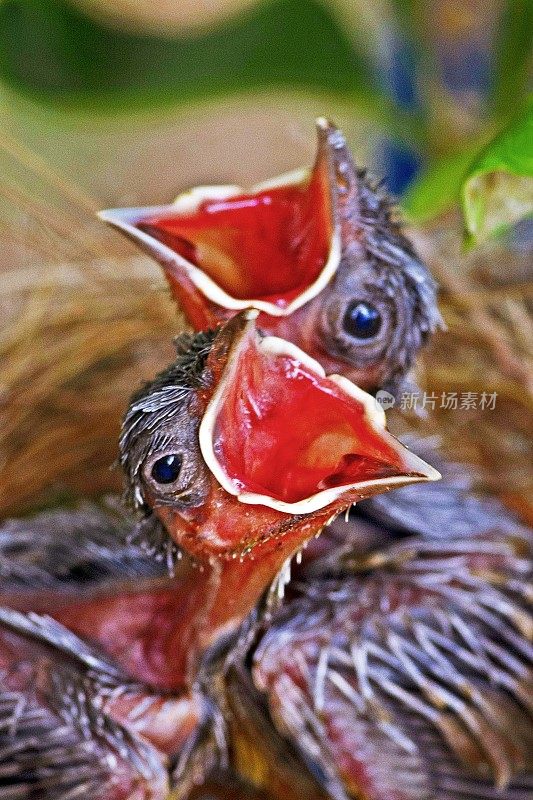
[410,223,533,524]
[0,255,183,516]
[0,140,531,522]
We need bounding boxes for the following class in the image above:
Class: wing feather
[254,531,533,800]
[0,502,168,589]
[0,608,169,800]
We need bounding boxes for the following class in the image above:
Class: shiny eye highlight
[342,300,382,340]
[151,454,183,484]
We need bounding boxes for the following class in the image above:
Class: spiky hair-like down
[328,124,441,359]
[356,170,443,390]
[119,328,217,510]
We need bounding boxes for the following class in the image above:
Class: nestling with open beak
[112,311,438,686]
[100,119,442,395]
[1,314,531,800]
[0,312,443,799]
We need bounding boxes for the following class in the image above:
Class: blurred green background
[0,0,531,245]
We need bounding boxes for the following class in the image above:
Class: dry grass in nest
[0,257,185,517]
[409,223,533,523]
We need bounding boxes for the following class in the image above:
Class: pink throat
[50,519,324,691]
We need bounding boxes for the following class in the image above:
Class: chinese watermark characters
[375,389,498,413]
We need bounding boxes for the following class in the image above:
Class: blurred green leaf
[462,96,533,246]
[403,99,533,235]
[0,0,371,99]
[401,146,480,223]
[0,0,424,141]
[490,0,533,120]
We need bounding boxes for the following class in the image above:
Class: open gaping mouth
[99,119,342,317]
[199,312,440,514]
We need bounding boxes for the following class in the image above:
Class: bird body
[1,499,531,799]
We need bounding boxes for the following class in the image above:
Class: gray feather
[356,437,528,541]
[0,501,167,590]
[254,530,533,799]
[0,609,168,800]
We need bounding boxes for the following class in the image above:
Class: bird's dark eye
[151,454,183,484]
[342,301,382,340]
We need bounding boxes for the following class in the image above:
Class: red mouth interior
[212,336,414,505]
[138,168,331,309]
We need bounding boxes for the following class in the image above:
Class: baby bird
[100,118,442,396]
[0,312,439,799]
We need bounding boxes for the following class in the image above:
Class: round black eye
[151,454,182,484]
[342,301,382,340]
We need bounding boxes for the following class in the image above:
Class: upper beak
[98,119,352,328]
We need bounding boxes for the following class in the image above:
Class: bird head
[101,119,442,395]
[120,312,440,563]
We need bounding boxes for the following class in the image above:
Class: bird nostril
[151,454,183,484]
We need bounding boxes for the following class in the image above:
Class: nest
[0,254,186,516]
[410,222,533,524]
[0,139,532,523]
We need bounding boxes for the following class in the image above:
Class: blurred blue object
[377,31,422,196]
[440,45,491,94]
